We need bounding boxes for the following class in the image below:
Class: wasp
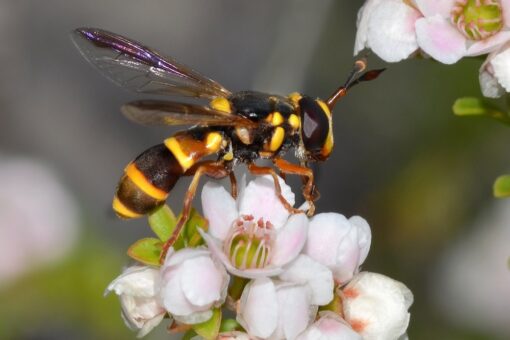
[72,28,383,258]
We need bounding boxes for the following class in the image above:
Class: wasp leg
[159,161,229,263]
[273,158,317,216]
[229,172,238,199]
[247,163,303,215]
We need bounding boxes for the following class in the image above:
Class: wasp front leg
[159,161,229,263]
[247,163,303,215]
[273,158,317,216]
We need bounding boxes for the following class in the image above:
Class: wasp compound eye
[299,96,329,154]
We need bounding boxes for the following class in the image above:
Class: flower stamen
[451,0,503,40]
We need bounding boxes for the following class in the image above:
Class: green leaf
[192,308,221,340]
[148,205,176,241]
[494,175,510,198]
[127,238,162,266]
[185,208,209,247]
[182,329,198,340]
[453,97,510,125]
[220,319,242,332]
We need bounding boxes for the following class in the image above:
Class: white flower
[237,278,316,340]
[159,247,229,324]
[218,331,252,340]
[304,213,371,284]
[480,41,510,97]
[341,272,413,340]
[354,0,422,62]
[105,266,166,338]
[356,0,510,65]
[0,156,79,287]
[199,175,308,279]
[296,312,362,340]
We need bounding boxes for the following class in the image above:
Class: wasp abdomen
[113,143,183,218]
[112,129,226,219]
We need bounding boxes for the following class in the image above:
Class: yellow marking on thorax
[112,196,142,218]
[288,92,302,106]
[223,152,234,161]
[205,132,223,151]
[210,97,232,113]
[125,163,168,200]
[269,127,285,151]
[288,114,300,130]
[266,111,284,126]
[164,137,195,171]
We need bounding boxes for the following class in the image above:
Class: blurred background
[0,1,509,339]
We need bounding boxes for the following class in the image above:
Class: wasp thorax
[224,215,274,270]
[451,0,503,40]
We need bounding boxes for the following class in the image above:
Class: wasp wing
[71,28,231,99]
[121,100,256,128]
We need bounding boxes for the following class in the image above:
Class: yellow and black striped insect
[72,28,383,258]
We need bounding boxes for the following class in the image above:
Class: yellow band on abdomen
[125,163,168,200]
[112,196,142,218]
[164,137,194,171]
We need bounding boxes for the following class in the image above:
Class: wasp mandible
[72,28,383,259]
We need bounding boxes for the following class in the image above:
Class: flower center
[224,215,274,270]
[451,0,503,40]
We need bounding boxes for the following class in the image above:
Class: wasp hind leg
[273,158,318,216]
[247,163,303,215]
[159,161,229,263]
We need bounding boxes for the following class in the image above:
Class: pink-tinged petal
[366,0,421,62]
[414,0,455,17]
[342,272,413,340]
[199,229,284,278]
[479,66,504,98]
[349,216,372,266]
[333,226,361,284]
[297,312,362,340]
[160,266,197,316]
[201,182,238,241]
[502,0,510,25]
[279,255,334,306]
[489,46,510,92]
[238,175,295,229]
[163,247,209,269]
[467,31,510,56]
[106,266,159,298]
[271,213,308,267]
[274,283,313,339]
[238,278,279,339]
[415,15,467,64]
[354,0,386,55]
[180,255,225,307]
[305,213,351,268]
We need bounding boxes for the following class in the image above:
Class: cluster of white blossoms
[106,176,413,339]
[355,0,510,97]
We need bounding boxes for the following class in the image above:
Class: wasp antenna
[327,58,368,110]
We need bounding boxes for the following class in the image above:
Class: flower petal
[163,247,210,269]
[238,278,279,339]
[279,254,334,306]
[201,181,238,241]
[349,216,372,267]
[305,213,351,268]
[159,265,197,316]
[466,31,510,56]
[274,283,313,340]
[106,266,159,298]
[271,213,308,267]
[297,312,362,340]
[366,0,421,62]
[502,0,510,25]
[354,0,386,55]
[173,309,213,325]
[489,45,510,92]
[199,229,284,278]
[342,272,413,340]
[414,0,455,17]
[479,64,505,98]
[180,255,226,307]
[415,15,467,64]
[238,175,295,229]
[137,313,165,338]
